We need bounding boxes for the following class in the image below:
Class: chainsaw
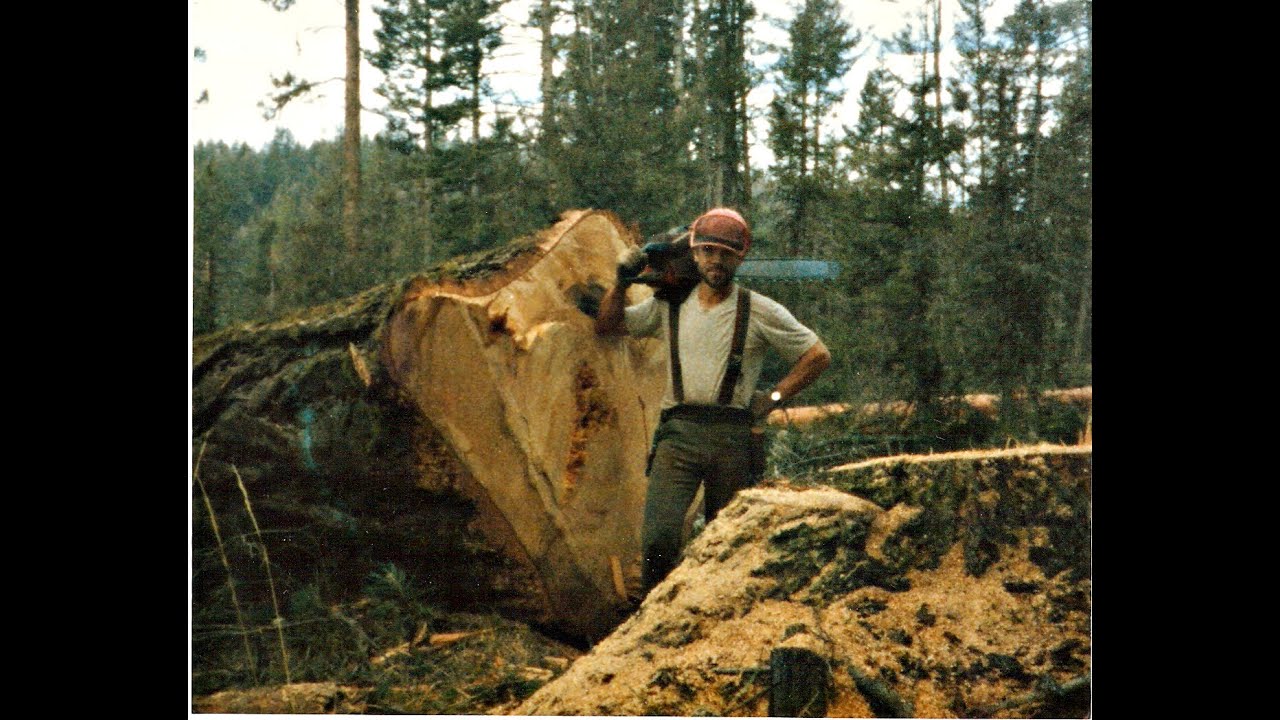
[632,226,841,300]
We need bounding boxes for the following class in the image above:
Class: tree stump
[192,210,665,640]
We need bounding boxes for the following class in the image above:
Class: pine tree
[694,0,757,208]
[193,150,232,335]
[441,0,505,145]
[530,0,567,155]
[766,0,859,254]
[194,142,282,331]
[367,0,470,152]
[954,0,996,201]
[554,0,697,231]
[843,65,899,226]
[936,0,1090,435]
[1034,0,1091,378]
[259,1,363,262]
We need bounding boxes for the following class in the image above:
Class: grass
[191,553,582,713]
[193,440,256,678]
[233,465,293,689]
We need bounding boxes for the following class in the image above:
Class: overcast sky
[189,0,1019,164]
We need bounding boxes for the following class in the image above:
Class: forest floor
[192,440,1091,717]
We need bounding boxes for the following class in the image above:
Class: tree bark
[673,0,685,97]
[933,0,948,204]
[193,210,665,641]
[1072,221,1091,365]
[739,80,751,211]
[343,0,361,256]
[540,0,558,149]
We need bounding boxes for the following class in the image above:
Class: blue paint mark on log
[299,406,318,471]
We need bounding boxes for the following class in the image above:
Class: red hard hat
[690,208,751,257]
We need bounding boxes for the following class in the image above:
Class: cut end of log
[379,209,661,639]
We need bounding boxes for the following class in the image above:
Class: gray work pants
[641,414,753,592]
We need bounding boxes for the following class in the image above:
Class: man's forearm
[595,283,629,336]
[773,340,832,402]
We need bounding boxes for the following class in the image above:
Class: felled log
[766,387,1093,427]
[192,210,665,641]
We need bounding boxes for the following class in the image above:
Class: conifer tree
[694,0,757,208]
[555,0,696,231]
[367,0,470,152]
[530,0,567,155]
[954,0,996,200]
[441,0,505,145]
[259,1,363,262]
[767,0,859,254]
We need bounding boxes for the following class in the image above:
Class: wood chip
[430,630,483,646]
[370,643,410,666]
[609,555,628,601]
[519,666,554,681]
[347,342,372,387]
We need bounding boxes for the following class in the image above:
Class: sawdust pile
[514,446,1091,717]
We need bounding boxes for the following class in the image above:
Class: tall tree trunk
[425,11,436,150]
[811,85,821,179]
[966,0,989,194]
[1026,3,1048,217]
[200,246,217,333]
[1072,221,1091,365]
[800,86,809,181]
[693,0,715,206]
[790,84,810,255]
[472,63,482,145]
[540,0,558,148]
[739,81,751,211]
[916,45,929,203]
[673,0,685,97]
[471,60,482,200]
[343,0,361,256]
[933,0,948,204]
[717,0,747,208]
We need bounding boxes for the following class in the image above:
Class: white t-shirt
[624,285,820,410]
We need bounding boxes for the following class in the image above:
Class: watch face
[770,391,782,403]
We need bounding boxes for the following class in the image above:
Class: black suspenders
[668,288,752,406]
[668,300,686,404]
[719,288,752,405]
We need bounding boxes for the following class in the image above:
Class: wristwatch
[770,389,783,406]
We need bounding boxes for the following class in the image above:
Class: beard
[699,264,735,291]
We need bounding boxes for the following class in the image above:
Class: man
[595,207,832,594]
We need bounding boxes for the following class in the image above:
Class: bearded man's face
[692,244,743,291]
